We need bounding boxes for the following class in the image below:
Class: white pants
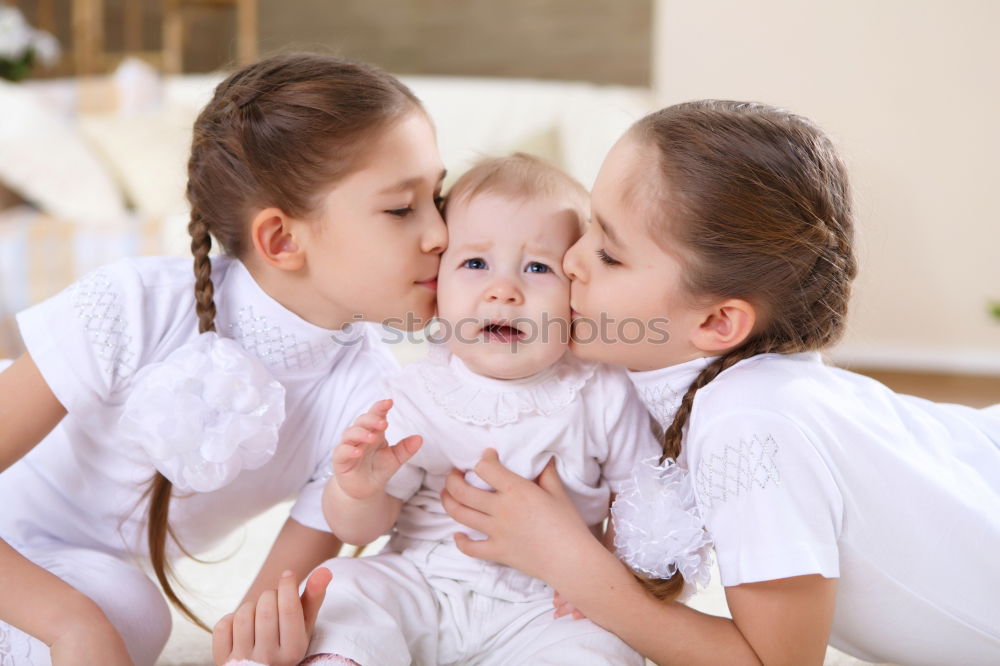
[307,539,642,666]
[0,538,172,666]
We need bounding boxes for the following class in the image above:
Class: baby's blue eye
[525,262,550,274]
[462,258,487,270]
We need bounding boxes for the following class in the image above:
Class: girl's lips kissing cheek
[415,276,437,290]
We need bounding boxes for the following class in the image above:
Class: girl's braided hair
[148,53,422,629]
[631,101,857,601]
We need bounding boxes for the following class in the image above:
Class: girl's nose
[484,280,524,305]
[421,208,448,255]
[563,236,587,282]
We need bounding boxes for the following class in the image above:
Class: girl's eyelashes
[461,257,487,270]
[385,206,414,218]
[525,261,550,274]
[596,248,620,266]
[387,193,445,218]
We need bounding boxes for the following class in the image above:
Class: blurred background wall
[653,0,1000,374]
[5,0,999,375]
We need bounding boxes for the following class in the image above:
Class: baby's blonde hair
[444,152,590,231]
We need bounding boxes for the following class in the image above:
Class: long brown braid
[630,101,857,601]
[145,53,423,630]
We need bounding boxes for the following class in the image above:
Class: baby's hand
[333,399,422,500]
[212,567,331,666]
[552,590,586,620]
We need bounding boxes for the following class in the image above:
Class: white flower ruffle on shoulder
[119,332,286,493]
[417,343,597,426]
[612,455,713,590]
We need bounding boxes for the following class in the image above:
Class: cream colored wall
[653,0,1000,373]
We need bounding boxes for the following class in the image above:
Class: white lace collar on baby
[217,257,366,375]
[416,343,599,426]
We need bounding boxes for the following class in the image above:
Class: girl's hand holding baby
[212,567,332,666]
[333,399,423,499]
[440,449,602,588]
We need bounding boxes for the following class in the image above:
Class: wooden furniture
[14,0,257,76]
[161,0,257,74]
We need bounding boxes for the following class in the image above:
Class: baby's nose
[484,280,524,305]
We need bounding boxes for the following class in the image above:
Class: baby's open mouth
[481,321,526,343]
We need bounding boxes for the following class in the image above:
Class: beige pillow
[0,80,129,225]
[78,107,195,221]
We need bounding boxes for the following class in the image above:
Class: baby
[306,154,658,665]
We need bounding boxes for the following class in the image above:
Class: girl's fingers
[211,613,234,665]
[440,487,493,533]
[453,531,494,561]
[442,468,497,514]
[473,448,523,493]
[231,601,256,657]
[254,589,279,651]
[276,570,305,646]
[301,566,333,636]
[536,457,569,498]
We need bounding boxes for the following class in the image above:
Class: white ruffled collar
[627,356,719,430]
[216,257,365,375]
[415,343,598,426]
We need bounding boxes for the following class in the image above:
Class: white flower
[31,30,59,66]
[612,456,714,590]
[0,8,32,59]
[0,7,60,65]
[119,332,286,493]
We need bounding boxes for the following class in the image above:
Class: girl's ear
[250,207,305,271]
[690,299,756,353]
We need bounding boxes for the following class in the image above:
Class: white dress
[308,344,659,665]
[623,352,1000,666]
[0,256,398,666]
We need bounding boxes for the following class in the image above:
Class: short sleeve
[598,368,662,493]
[687,408,843,587]
[289,331,402,532]
[16,261,148,412]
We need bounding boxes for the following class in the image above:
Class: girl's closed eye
[385,205,414,218]
[596,248,620,266]
[462,257,488,270]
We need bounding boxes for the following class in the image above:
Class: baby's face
[436,192,581,379]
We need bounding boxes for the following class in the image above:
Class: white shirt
[383,344,660,544]
[628,352,1000,666]
[2,256,397,558]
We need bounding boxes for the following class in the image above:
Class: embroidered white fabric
[416,343,598,426]
[612,455,713,590]
[228,304,341,371]
[695,434,780,510]
[70,269,136,383]
[118,331,286,492]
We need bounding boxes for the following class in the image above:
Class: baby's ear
[690,298,756,353]
[249,207,305,271]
